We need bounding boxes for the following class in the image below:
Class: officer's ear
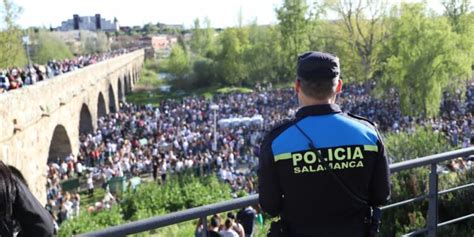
[295,79,301,94]
[335,79,343,94]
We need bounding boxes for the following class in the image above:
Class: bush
[380,127,473,236]
[121,173,232,221]
[384,126,453,163]
[58,206,124,237]
[60,173,232,236]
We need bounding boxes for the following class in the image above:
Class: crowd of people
[340,82,474,148]
[0,48,134,93]
[43,80,474,234]
[195,207,258,237]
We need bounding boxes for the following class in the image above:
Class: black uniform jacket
[258,104,391,236]
[1,175,54,237]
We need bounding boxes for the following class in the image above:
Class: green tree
[0,0,27,68]
[276,0,311,81]
[215,27,249,85]
[167,44,191,80]
[190,18,204,56]
[324,0,388,82]
[442,0,472,33]
[443,0,474,68]
[380,3,472,117]
[143,22,159,36]
[80,31,110,54]
[192,58,217,87]
[30,31,73,64]
[245,24,284,84]
[189,18,216,57]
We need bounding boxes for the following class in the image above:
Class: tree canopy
[380,3,472,117]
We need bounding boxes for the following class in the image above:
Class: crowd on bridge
[0,48,135,94]
[44,81,474,234]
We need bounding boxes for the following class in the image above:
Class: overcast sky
[13,0,444,29]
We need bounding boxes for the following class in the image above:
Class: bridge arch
[125,75,131,94]
[129,71,133,87]
[109,84,117,113]
[135,67,139,83]
[132,68,136,84]
[98,92,107,118]
[123,76,129,94]
[79,104,93,135]
[118,78,124,101]
[48,125,72,163]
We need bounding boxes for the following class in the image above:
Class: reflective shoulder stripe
[364,145,378,152]
[274,153,292,162]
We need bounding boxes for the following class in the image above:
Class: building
[60,14,119,32]
[132,35,178,58]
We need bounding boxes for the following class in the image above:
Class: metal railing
[79,147,474,237]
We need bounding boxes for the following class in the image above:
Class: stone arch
[125,74,132,94]
[131,67,137,83]
[123,75,129,94]
[97,92,107,118]
[79,104,93,135]
[135,67,140,82]
[108,84,117,113]
[48,125,72,163]
[118,78,124,101]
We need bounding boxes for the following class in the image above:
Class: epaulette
[346,113,376,127]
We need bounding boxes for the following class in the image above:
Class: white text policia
[291,146,365,174]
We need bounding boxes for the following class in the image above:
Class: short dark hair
[210,216,220,228]
[299,77,338,100]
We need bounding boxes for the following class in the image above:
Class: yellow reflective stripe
[274,153,292,162]
[364,145,379,152]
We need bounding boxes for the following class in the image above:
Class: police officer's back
[258,52,391,237]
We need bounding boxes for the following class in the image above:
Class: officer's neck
[299,94,336,107]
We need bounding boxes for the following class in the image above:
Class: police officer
[258,52,390,237]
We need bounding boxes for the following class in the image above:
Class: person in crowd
[220,219,240,237]
[227,212,245,237]
[237,206,257,237]
[208,216,221,237]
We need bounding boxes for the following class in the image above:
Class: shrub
[380,127,473,236]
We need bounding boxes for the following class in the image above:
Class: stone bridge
[0,50,145,202]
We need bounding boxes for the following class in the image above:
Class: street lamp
[22,35,32,67]
[210,104,219,152]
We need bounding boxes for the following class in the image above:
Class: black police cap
[297,51,340,80]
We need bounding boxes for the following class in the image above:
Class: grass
[79,188,106,213]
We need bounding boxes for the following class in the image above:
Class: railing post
[427,163,438,237]
[201,216,207,237]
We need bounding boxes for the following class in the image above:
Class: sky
[13,0,444,29]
